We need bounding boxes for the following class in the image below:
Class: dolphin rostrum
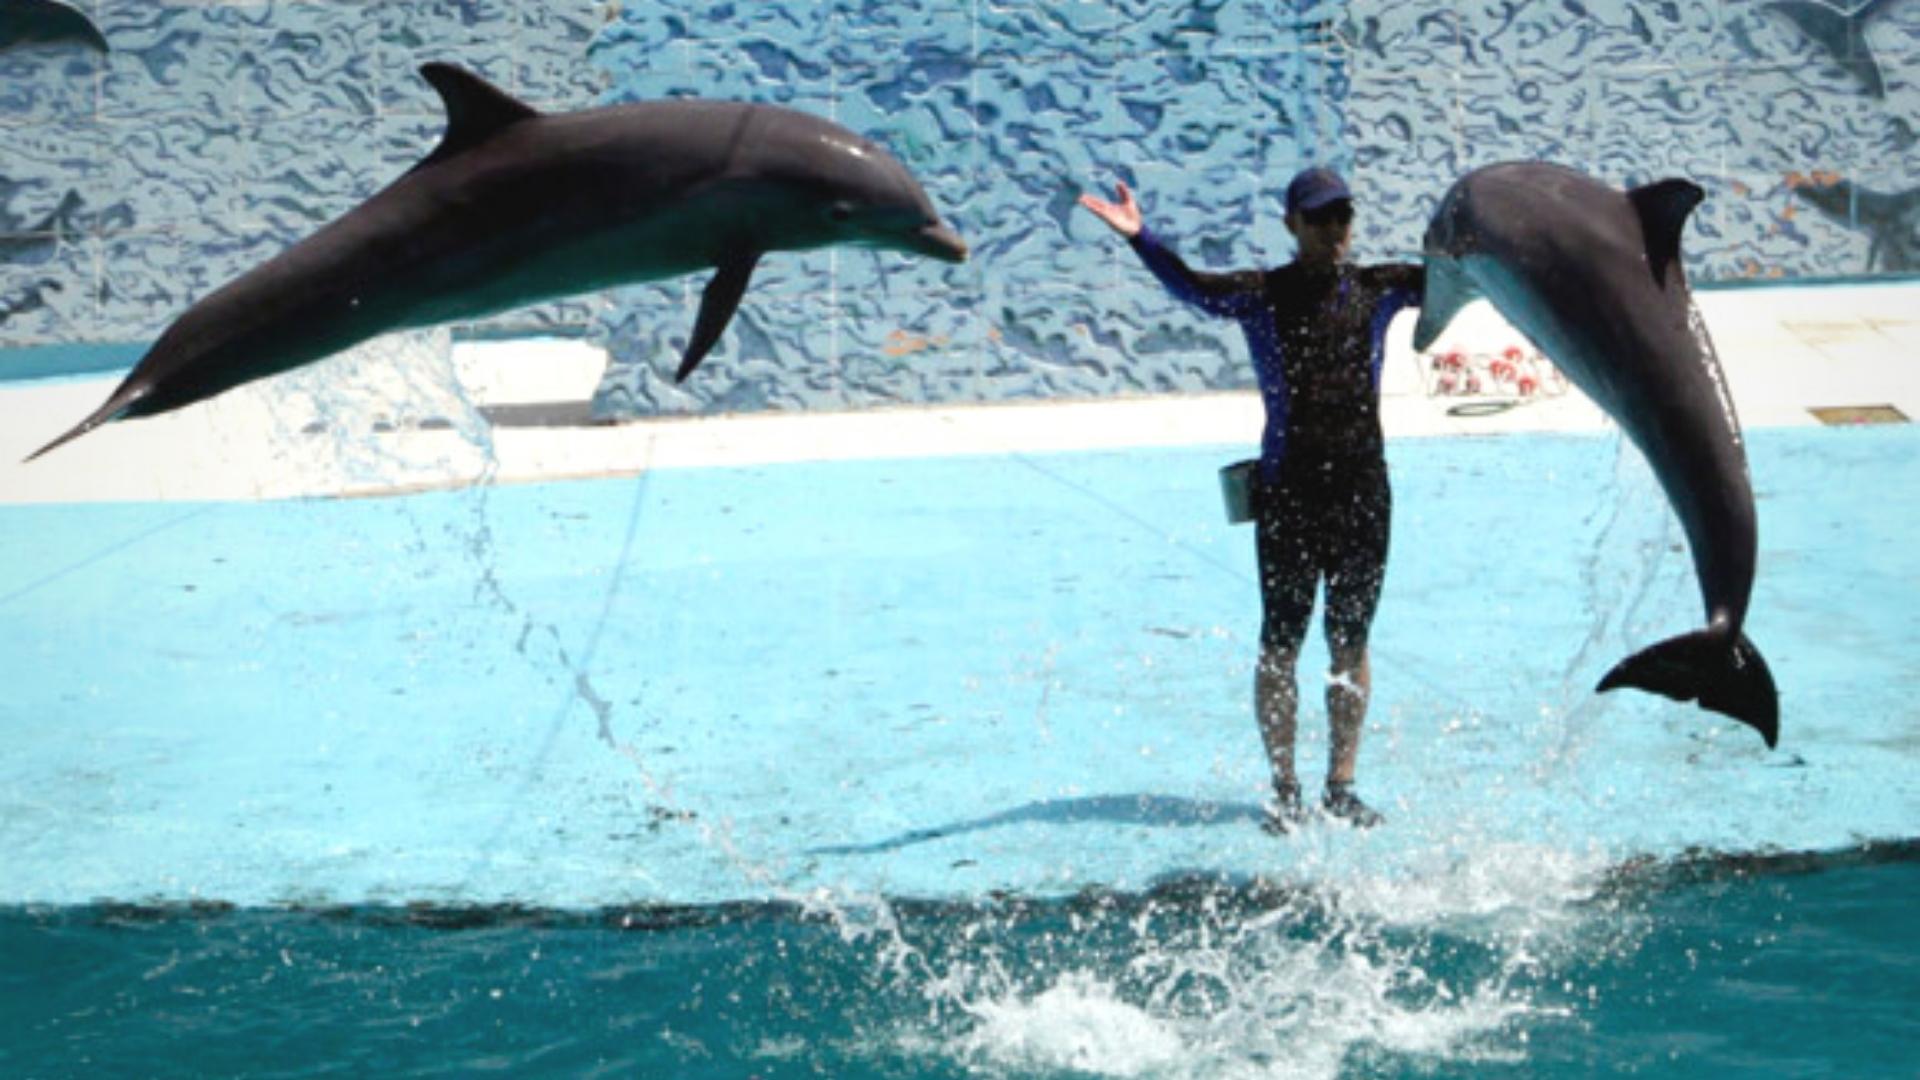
[1413,161,1779,747]
[28,62,968,461]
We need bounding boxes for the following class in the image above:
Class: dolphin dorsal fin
[415,62,539,170]
[1627,178,1703,288]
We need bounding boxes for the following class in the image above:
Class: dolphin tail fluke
[1597,627,1780,748]
[22,382,145,463]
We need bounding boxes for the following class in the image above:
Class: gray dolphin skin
[0,0,109,54]
[1413,161,1779,747]
[27,62,968,461]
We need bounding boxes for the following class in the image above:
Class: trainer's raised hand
[1079,181,1142,238]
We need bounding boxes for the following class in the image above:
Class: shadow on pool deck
[807,793,1269,856]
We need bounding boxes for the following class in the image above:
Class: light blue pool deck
[1,424,1914,910]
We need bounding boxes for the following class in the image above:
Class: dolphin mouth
[914,223,969,263]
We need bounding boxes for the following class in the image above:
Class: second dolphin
[1414,161,1778,747]
[30,62,968,460]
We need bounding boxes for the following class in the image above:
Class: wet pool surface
[3,426,1915,1077]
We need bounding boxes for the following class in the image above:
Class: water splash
[220,335,1671,1080]
[850,832,1624,1078]
[254,328,496,494]
[1533,432,1692,776]
[956,971,1185,1077]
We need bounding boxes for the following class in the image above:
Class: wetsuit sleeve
[1377,262,1424,311]
[1129,226,1265,318]
[1365,262,1426,391]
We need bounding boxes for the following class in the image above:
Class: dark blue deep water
[3,848,1913,1079]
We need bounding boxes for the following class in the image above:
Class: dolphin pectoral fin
[1627,178,1704,288]
[413,63,541,173]
[1411,256,1480,352]
[675,252,761,383]
[1597,628,1780,748]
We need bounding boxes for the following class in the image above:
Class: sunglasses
[1299,201,1354,227]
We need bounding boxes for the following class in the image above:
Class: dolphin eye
[828,202,855,223]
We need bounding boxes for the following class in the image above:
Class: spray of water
[254,328,496,495]
[875,823,1627,1078]
[235,330,679,896]
[1536,432,1698,783]
[234,337,1679,1078]
[868,435,1678,1077]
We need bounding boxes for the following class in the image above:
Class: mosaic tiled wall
[2,1,1914,415]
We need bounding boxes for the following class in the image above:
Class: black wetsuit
[1131,227,1422,654]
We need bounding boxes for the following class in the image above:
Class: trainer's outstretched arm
[1079,181,1143,238]
[1083,179,1262,317]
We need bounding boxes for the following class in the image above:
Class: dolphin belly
[1456,253,1639,419]
[122,186,727,418]
[1456,252,1759,625]
[382,213,713,332]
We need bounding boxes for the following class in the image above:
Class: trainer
[1080,167,1422,831]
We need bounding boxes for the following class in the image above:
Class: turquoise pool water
[3,425,1916,1076]
[3,849,1914,1077]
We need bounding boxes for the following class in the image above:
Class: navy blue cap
[1284,166,1351,216]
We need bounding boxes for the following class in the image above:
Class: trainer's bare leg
[1255,643,1301,788]
[1322,643,1383,826]
[1326,646,1369,785]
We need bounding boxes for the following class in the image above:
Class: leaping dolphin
[1413,161,1779,747]
[28,62,968,461]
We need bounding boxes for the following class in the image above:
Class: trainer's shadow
[806,793,1264,857]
